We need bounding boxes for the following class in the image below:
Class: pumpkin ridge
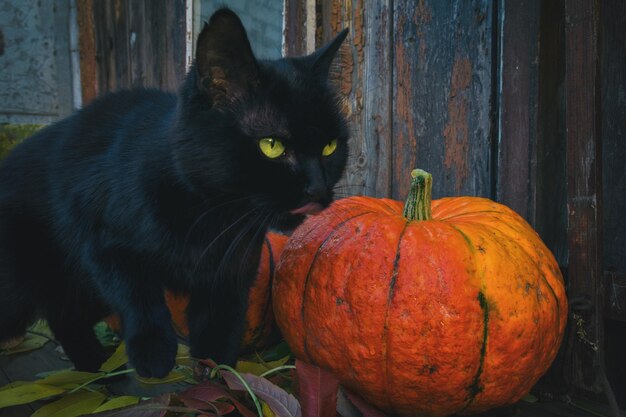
[447,224,489,409]
[487,219,562,320]
[382,221,409,415]
[437,209,505,221]
[380,198,403,214]
[464,290,490,409]
[301,211,375,363]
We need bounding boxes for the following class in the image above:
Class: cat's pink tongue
[290,202,325,215]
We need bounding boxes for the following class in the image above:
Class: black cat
[0,9,348,378]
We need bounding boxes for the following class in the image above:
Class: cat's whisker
[182,195,252,251]
[236,211,273,292]
[192,207,257,276]
[213,209,264,284]
[205,211,264,316]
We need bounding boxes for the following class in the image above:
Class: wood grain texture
[85,0,187,94]
[535,0,568,268]
[316,0,392,199]
[496,0,540,222]
[76,0,98,104]
[601,0,626,279]
[392,0,493,200]
[564,0,603,393]
[283,0,308,57]
[310,1,494,201]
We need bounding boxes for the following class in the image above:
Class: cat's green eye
[322,140,338,156]
[259,138,285,159]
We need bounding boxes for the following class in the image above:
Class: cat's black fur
[0,9,348,378]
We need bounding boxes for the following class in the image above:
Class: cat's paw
[126,326,177,379]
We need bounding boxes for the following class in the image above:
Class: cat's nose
[304,185,328,203]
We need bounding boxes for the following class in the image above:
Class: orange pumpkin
[273,170,567,417]
[107,232,287,352]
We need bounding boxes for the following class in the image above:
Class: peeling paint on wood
[77,0,98,104]
[393,0,492,200]
[84,0,187,94]
[443,54,472,194]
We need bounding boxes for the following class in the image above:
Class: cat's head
[173,8,349,229]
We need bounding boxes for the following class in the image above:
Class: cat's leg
[186,280,251,366]
[95,266,177,378]
[0,286,36,348]
[0,221,36,347]
[46,313,108,372]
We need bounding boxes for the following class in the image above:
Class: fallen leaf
[31,391,105,417]
[236,356,290,376]
[135,370,186,385]
[295,360,339,417]
[0,381,29,392]
[176,343,193,366]
[341,389,388,417]
[263,401,277,417]
[90,393,171,417]
[222,370,301,417]
[93,321,121,348]
[178,383,229,408]
[99,343,128,373]
[0,383,65,408]
[39,370,105,388]
[259,342,292,362]
[92,396,140,413]
[29,320,55,338]
[0,333,48,355]
[179,381,255,417]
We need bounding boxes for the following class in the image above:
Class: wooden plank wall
[601,0,626,405]
[77,0,187,102]
[564,0,604,394]
[313,0,494,201]
[285,0,625,403]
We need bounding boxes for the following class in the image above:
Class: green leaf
[99,343,128,372]
[0,333,48,355]
[236,356,290,376]
[31,391,106,417]
[522,394,539,403]
[0,383,65,408]
[135,370,186,385]
[262,401,276,417]
[259,342,292,362]
[0,381,29,392]
[39,370,105,388]
[175,343,192,366]
[93,321,120,348]
[28,320,54,338]
[92,396,140,413]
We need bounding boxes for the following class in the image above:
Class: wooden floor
[0,341,624,417]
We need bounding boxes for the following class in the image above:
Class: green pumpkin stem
[403,169,433,221]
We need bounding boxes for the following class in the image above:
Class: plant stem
[68,368,136,394]
[260,365,296,378]
[211,364,264,417]
[402,169,433,221]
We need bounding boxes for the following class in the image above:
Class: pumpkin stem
[403,169,432,221]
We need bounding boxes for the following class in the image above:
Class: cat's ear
[307,29,349,81]
[195,8,259,105]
